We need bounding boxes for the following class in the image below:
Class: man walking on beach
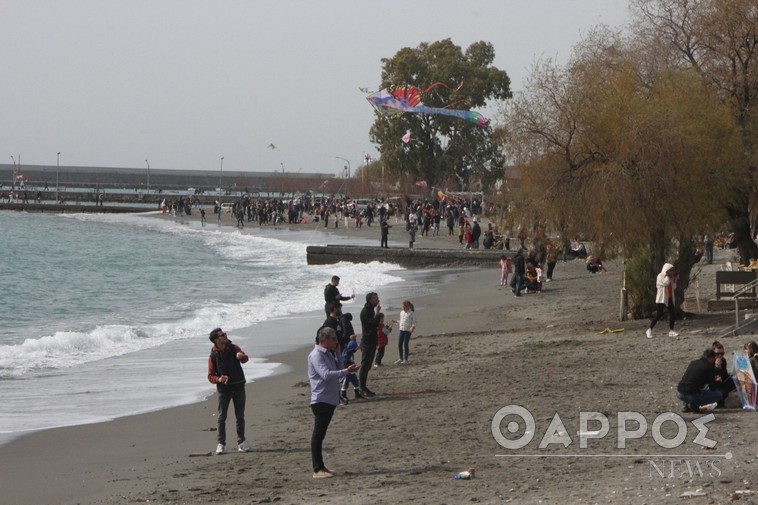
[359,292,382,396]
[207,328,252,455]
[308,326,360,478]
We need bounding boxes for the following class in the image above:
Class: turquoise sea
[0,210,416,445]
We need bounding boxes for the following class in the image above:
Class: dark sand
[1,214,756,505]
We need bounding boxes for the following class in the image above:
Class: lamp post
[364,154,371,195]
[145,160,150,193]
[56,152,61,203]
[219,156,224,193]
[10,155,16,191]
[335,156,350,197]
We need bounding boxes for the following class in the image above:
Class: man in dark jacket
[324,275,354,315]
[510,248,526,297]
[208,328,252,454]
[359,292,381,397]
[471,219,482,249]
[677,349,723,413]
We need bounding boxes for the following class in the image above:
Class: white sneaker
[237,441,252,452]
[215,443,225,455]
[394,359,402,364]
[400,360,408,365]
[668,330,679,337]
[645,329,653,339]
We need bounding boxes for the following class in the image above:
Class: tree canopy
[369,39,511,190]
[499,14,746,316]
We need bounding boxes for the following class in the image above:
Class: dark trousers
[310,402,336,471]
[217,384,246,445]
[510,273,524,296]
[375,346,385,365]
[650,300,675,330]
[381,234,388,248]
[546,261,556,280]
[359,344,376,389]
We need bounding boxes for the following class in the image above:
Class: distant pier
[306,245,506,268]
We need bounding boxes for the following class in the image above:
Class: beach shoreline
[2,213,756,504]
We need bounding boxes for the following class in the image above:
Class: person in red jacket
[373,313,393,367]
[207,328,251,455]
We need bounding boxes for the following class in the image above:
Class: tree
[499,27,743,317]
[369,39,511,191]
[632,0,758,263]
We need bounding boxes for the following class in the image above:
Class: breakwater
[306,245,506,268]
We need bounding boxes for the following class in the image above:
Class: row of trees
[368,0,757,317]
[498,0,757,316]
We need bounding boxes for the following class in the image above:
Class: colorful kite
[366,83,489,127]
[437,188,447,201]
[732,351,757,410]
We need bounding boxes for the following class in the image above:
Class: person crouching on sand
[207,328,252,455]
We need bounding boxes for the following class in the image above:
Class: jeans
[310,402,336,471]
[359,344,376,389]
[510,273,524,296]
[676,389,723,410]
[217,384,246,445]
[398,330,411,361]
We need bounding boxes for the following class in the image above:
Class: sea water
[0,210,413,444]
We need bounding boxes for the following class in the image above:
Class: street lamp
[145,160,150,193]
[10,155,16,191]
[219,156,224,193]
[364,154,371,195]
[56,152,61,203]
[335,156,350,196]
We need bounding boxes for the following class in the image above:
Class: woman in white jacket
[394,300,416,364]
[646,262,679,338]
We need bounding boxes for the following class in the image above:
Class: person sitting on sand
[586,255,605,274]
[525,264,542,293]
[676,348,723,413]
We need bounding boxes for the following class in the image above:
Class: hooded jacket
[655,262,676,305]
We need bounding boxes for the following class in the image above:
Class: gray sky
[1,1,629,175]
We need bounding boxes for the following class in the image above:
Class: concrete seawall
[0,203,152,213]
[306,245,508,268]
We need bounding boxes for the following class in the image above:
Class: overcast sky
[1,1,629,175]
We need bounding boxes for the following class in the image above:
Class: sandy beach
[1,213,756,505]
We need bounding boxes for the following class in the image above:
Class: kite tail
[421,81,465,94]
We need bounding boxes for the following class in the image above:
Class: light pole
[145,160,150,193]
[56,152,61,203]
[364,154,371,195]
[219,156,224,193]
[10,155,16,191]
[335,156,350,196]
